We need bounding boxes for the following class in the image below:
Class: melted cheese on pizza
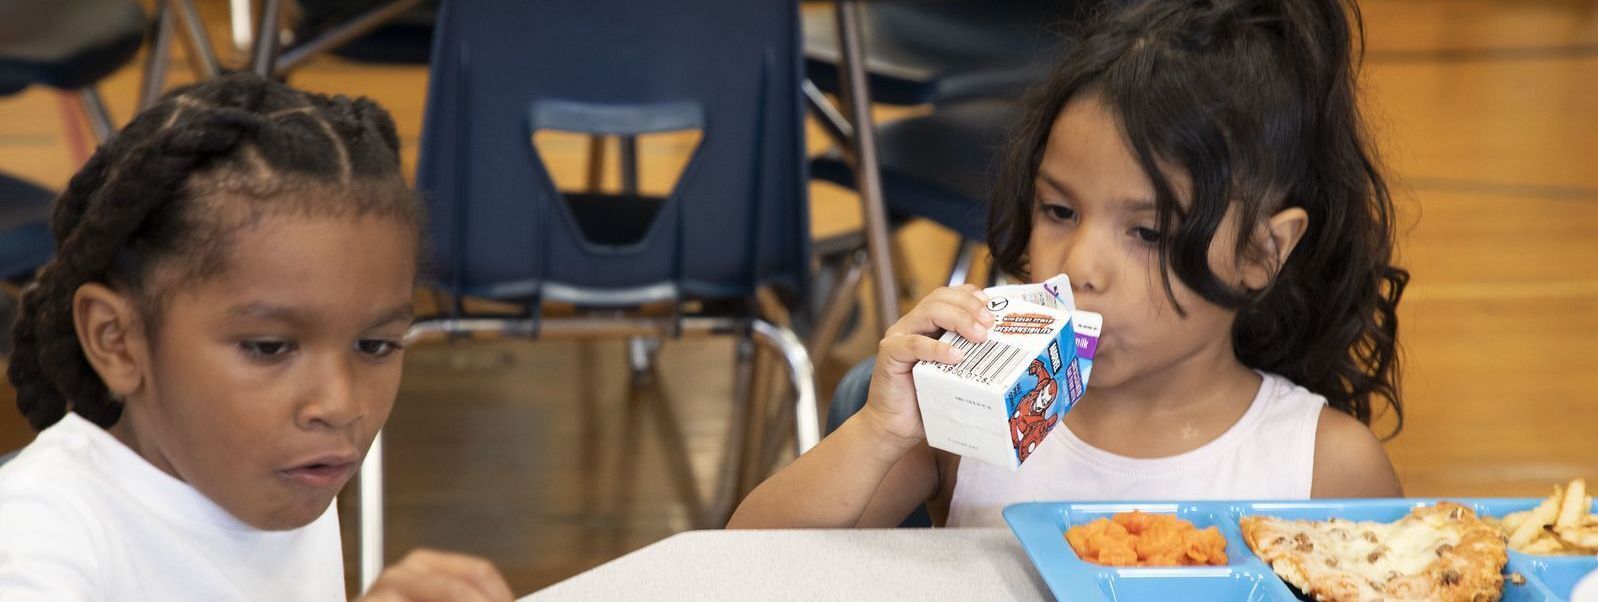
[1242,503,1507,602]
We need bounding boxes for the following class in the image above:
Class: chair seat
[0,172,55,281]
[811,99,1020,241]
[0,0,145,92]
[801,2,1059,106]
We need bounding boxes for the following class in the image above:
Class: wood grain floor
[1,0,1595,595]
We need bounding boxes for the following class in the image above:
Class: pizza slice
[1240,502,1508,602]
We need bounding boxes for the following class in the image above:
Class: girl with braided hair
[733,0,1408,530]
[0,74,511,601]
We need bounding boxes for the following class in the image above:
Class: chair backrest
[416,0,809,310]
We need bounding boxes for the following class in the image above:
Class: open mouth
[279,458,357,488]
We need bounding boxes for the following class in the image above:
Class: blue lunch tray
[1003,499,1598,601]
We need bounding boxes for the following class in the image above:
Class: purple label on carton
[1075,333,1099,359]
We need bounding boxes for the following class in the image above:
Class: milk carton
[911,275,1102,470]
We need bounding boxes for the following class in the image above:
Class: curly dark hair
[8,73,419,432]
[988,0,1407,434]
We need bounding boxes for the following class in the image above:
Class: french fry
[1496,479,1598,555]
[1555,525,1598,549]
[1556,479,1587,531]
[1500,510,1530,533]
[1521,535,1565,555]
[1509,490,1562,549]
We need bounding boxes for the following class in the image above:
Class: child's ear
[71,283,149,401]
[1241,207,1309,291]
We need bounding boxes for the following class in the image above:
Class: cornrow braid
[8,73,416,431]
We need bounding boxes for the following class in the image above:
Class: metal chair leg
[77,88,115,143]
[802,79,853,147]
[627,336,660,386]
[139,2,176,111]
[807,249,867,361]
[251,0,283,77]
[171,0,222,79]
[835,0,901,332]
[737,339,775,499]
[357,429,384,593]
[712,333,757,525]
[750,320,819,454]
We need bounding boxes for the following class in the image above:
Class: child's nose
[1059,230,1105,295]
[297,353,363,430]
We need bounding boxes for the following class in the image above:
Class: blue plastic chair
[811,97,1016,245]
[801,0,1072,107]
[415,1,811,308]
[352,0,819,590]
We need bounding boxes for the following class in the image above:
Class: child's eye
[356,339,403,358]
[1038,202,1076,222]
[1131,227,1163,244]
[239,340,295,359]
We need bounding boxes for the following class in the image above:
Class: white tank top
[947,371,1326,528]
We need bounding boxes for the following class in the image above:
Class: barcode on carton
[927,335,1030,386]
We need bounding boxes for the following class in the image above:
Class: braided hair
[9,73,418,432]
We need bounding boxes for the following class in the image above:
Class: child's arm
[1310,407,1404,497]
[727,285,993,529]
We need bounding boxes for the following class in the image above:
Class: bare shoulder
[1311,406,1403,498]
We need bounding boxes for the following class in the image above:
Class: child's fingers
[929,285,992,321]
[878,332,964,373]
[363,565,490,602]
[406,550,515,601]
[364,549,513,602]
[889,286,990,336]
[890,298,991,343]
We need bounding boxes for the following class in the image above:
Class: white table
[524,528,1051,600]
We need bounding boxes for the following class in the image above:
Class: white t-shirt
[948,371,1327,527]
[0,412,345,601]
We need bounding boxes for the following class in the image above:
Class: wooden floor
[2,0,1596,596]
